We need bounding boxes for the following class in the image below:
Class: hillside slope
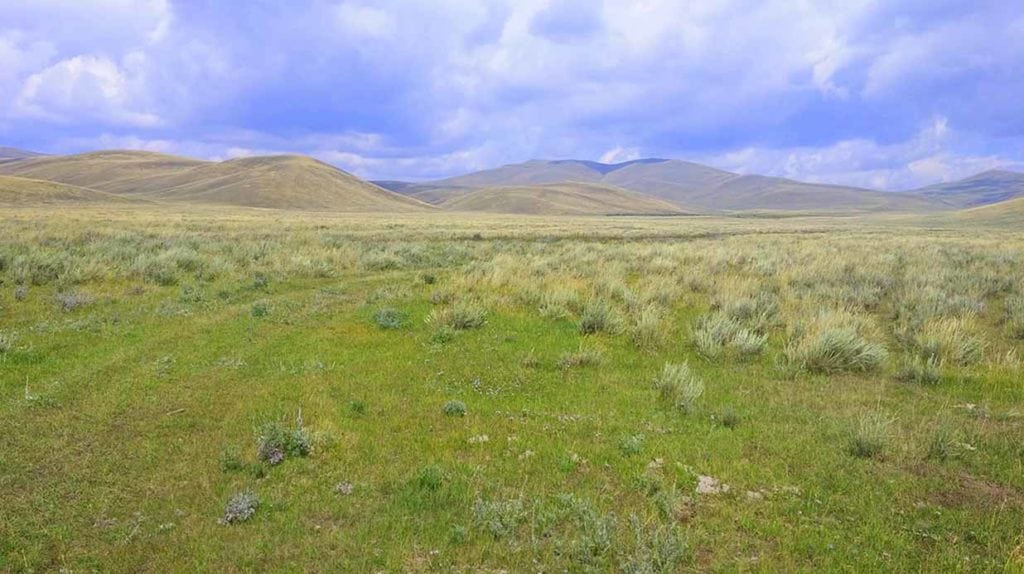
[0,175,139,205]
[391,158,946,213]
[952,196,1024,226]
[0,147,45,161]
[440,182,690,215]
[915,170,1024,208]
[0,151,430,211]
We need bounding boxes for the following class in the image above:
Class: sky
[1,0,1023,188]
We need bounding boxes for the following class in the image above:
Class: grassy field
[1,206,1022,572]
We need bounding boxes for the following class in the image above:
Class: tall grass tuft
[579,298,623,335]
[693,312,767,361]
[1006,295,1024,339]
[427,301,487,330]
[847,412,892,459]
[630,305,665,350]
[653,362,704,414]
[786,311,887,373]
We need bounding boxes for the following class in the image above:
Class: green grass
[1,207,1023,571]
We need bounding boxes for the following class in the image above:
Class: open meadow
[1,206,1022,572]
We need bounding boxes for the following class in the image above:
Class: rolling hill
[0,175,139,205]
[915,170,1024,208]
[0,151,431,212]
[439,182,690,216]
[952,196,1024,226]
[0,147,45,161]
[382,158,947,214]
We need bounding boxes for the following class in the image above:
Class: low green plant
[442,400,467,417]
[255,414,311,465]
[373,307,407,329]
[473,496,525,540]
[220,491,259,525]
[896,356,941,385]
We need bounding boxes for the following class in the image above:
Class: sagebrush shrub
[473,496,525,540]
[255,417,311,465]
[220,491,259,524]
[442,400,467,417]
[579,298,622,335]
[630,305,665,350]
[913,318,985,366]
[373,308,407,329]
[56,291,92,312]
[693,312,766,360]
[786,311,887,373]
[1006,295,1024,339]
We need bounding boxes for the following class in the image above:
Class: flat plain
[1,205,1022,572]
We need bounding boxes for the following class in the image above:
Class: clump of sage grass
[579,298,622,335]
[654,362,704,414]
[255,413,311,465]
[427,301,487,330]
[786,311,887,374]
[220,491,259,525]
[558,346,603,369]
[693,312,767,361]
[373,307,407,329]
[847,412,893,459]
[442,400,467,417]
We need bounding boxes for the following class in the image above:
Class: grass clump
[0,331,15,354]
[427,301,487,330]
[442,400,467,417]
[14,285,28,301]
[219,491,259,525]
[786,311,887,373]
[619,434,644,456]
[896,356,941,385]
[654,362,704,414]
[693,312,767,361]
[56,291,92,312]
[219,447,247,472]
[1005,294,1024,339]
[847,412,892,459]
[255,415,311,465]
[620,515,686,573]
[716,406,742,429]
[473,496,525,540]
[558,346,603,369]
[913,318,985,366]
[579,298,622,335]
[373,307,408,329]
[250,300,270,318]
[630,305,666,350]
[415,465,444,491]
[926,422,970,461]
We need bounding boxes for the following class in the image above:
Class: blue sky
[1,0,1022,188]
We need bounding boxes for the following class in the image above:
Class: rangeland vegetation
[1,206,1022,571]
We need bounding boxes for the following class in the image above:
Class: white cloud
[16,55,160,127]
[334,3,397,40]
[704,116,1023,190]
[599,146,641,164]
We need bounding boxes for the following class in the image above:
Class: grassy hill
[952,196,1024,226]
[0,151,431,212]
[916,170,1024,208]
[0,175,139,206]
[439,182,690,215]
[0,146,45,161]
[389,159,947,214]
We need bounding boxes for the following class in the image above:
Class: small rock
[696,475,730,495]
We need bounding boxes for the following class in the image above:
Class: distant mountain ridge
[378,158,954,214]
[0,147,45,161]
[917,170,1024,208]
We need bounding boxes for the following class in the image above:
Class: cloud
[599,146,641,164]
[1,1,1022,185]
[16,55,161,126]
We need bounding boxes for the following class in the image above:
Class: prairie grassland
[1,206,1023,572]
